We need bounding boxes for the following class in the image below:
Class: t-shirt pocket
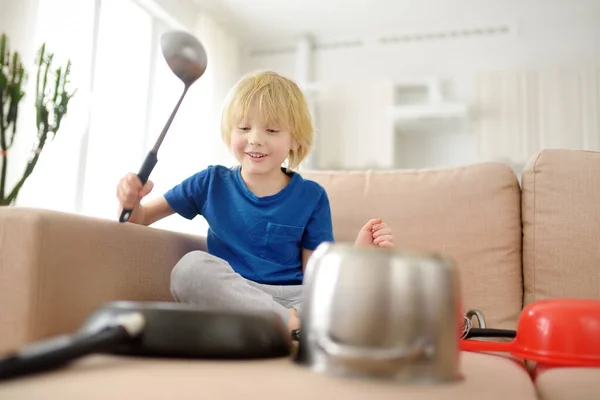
[262,223,305,266]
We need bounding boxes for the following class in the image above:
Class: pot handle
[466,309,487,329]
[317,335,425,363]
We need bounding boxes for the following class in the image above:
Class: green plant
[0,33,76,206]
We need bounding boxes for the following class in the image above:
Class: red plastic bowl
[460,298,600,367]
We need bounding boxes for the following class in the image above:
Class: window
[26,0,239,235]
[81,0,155,219]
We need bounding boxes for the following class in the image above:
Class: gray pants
[170,251,303,326]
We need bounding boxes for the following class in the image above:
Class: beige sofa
[0,148,598,399]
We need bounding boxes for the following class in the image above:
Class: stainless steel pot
[294,242,463,384]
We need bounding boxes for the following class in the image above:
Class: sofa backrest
[521,149,600,306]
[302,163,523,329]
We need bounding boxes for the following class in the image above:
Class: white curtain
[80,0,155,220]
[476,66,600,164]
[13,0,239,237]
[9,0,96,212]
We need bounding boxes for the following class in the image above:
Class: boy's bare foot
[288,308,301,332]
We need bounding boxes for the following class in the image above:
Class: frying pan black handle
[119,151,158,223]
[0,327,130,381]
[0,312,144,381]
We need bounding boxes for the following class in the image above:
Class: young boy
[116,70,394,332]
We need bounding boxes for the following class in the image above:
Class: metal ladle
[119,30,208,223]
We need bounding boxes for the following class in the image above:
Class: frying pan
[460,298,600,367]
[0,301,291,381]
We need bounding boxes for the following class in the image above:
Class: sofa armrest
[0,207,206,353]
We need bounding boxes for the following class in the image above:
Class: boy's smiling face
[230,101,299,177]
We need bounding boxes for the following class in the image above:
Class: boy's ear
[292,139,300,152]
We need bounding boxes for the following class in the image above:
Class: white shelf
[389,77,469,123]
[389,102,469,121]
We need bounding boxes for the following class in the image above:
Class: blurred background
[1,0,599,235]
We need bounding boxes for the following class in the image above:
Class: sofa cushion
[521,149,600,306]
[533,365,600,400]
[302,163,522,329]
[0,352,538,399]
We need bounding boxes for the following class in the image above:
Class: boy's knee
[170,251,223,302]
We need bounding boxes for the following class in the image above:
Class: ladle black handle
[119,151,158,223]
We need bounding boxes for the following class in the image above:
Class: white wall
[394,122,477,170]
[239,0,600,170]
[135,0,199,30]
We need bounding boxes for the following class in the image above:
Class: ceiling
[190,0,590,49]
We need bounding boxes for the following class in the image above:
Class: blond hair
[220,71,314,170]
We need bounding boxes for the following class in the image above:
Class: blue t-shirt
[163,165,334,285]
